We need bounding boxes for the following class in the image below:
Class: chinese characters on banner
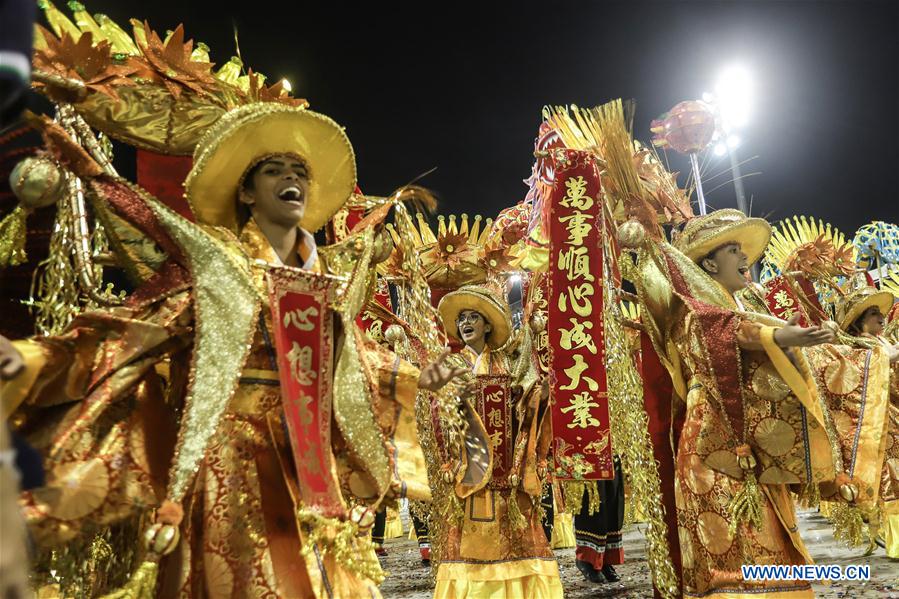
[266,266,346,519]
[763,275,823,326]
[473,376,514,487]
[547,150,614,480]
[357,277,392,344]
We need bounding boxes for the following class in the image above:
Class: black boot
[601,564,620,582]
[576,560,606,583]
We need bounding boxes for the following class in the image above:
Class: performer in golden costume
[834,286,899,558]
[625,208,859,598]
[0,101,471,598]
[433,284,562,599]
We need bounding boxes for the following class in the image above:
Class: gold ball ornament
[372,229,395,264]
[10,157,65,210]
[737,454,757,470]
[617,220,646,249]
[143,523,180,556]
[529,312,547,333]
[384,324,406,348]
[839,483,859,503]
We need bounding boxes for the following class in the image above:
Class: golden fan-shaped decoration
[763,215,857,280]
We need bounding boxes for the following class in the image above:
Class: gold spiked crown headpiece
[762,215,857,280]
[382,212,518,289]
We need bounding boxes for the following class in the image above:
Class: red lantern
[651,100,716,155]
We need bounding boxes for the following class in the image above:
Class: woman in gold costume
[433,284,562,598]
[628,209,866,598]
[0,103,467,598]
[834,286,899,558]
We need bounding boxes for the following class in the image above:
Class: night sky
[76,0,898,234]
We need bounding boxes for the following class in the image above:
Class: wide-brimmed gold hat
[836,286,894,331]
[675,208,772,266]
[184,103,356,233]
[438,285,512,349]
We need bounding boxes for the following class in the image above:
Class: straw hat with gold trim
[675,208,772,266]
[438,285,512,349]
[836,286,894,332]
[184,102,356,233]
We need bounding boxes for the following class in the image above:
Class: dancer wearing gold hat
[433,284,562,598]
[833,287,899,557]
[0,98,472,598]
[626,208,849,598]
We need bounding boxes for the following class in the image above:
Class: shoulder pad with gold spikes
[384,212,506,289]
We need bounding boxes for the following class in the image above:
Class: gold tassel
[99,560,159,599]
[295,508,386,585]
[827,502,869,548]
[586,480,601,516]
[799,480,820,509]
[728,471,764,536]
[506,489,528,530]
[0,205,28,267]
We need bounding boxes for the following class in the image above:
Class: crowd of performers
[1,4,899,599]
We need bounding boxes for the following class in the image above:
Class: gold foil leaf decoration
[137,23,218,99]
[34,27,140,100]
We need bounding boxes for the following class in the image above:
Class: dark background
[51,0,899,233]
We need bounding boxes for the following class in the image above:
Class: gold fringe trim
[603,257,680,598]
[98,560,159,599]
[728,471,764,536]
[561,480,601,515]
[295,508,386,585]
[826,502,873,548]
[0,204,28,267]
[506,489,528,530]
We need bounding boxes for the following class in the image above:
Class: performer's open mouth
[278,185,304,206]
[461,325,475,336]
[738,265,749,276]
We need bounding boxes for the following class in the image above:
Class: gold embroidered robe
[2,219,427,599]
[434,345,562,599]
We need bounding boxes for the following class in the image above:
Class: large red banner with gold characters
[473,375,513,488]
[547,149,614,481]
[266,265,346,519]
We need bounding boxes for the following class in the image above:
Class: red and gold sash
[473,375,513,487]
[547,149,614,481]
[266,265,346,519]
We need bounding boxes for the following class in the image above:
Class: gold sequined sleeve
[5,293,191,547]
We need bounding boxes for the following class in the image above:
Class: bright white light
[727,135,741,149]
[713,143,728,156]
[509,274,522,285]
[714,65,752,129]
[702,91,714,103]
[281,78,293,92]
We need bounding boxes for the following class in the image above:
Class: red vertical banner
[547,149,613,481]
[266,266,346,518]
[357,276,392,343]
[763,274,824,325]
[474,376,513,487]
[525,272,551,376]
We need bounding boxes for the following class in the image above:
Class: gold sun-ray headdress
[762,215,857,280]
